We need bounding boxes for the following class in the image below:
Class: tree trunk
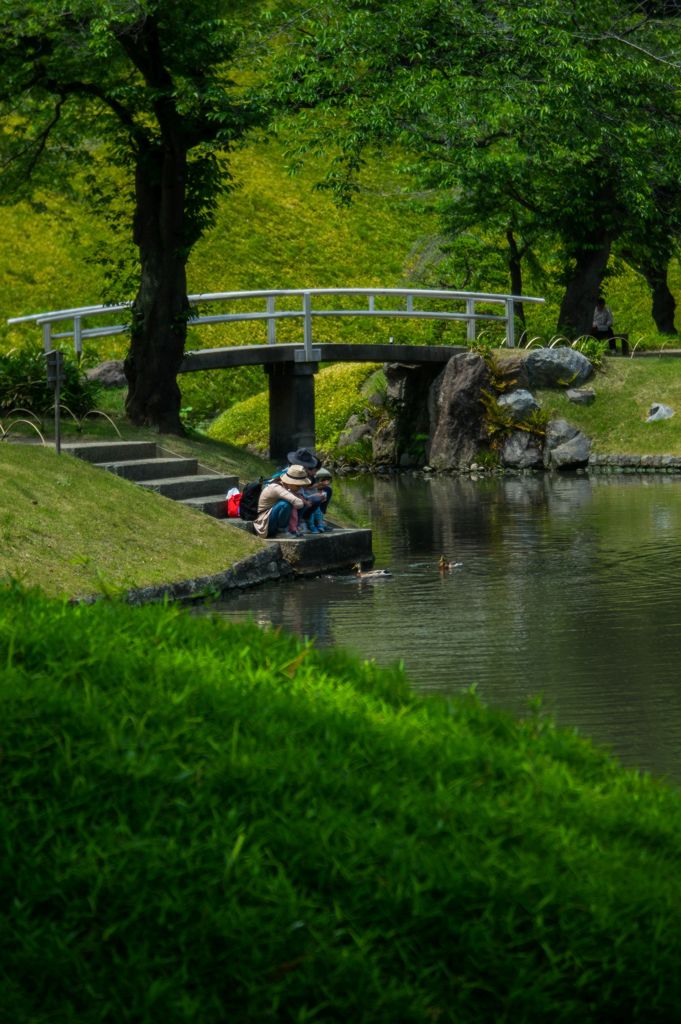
[557,238,612,338]
[642,260,677,334]
[125,143,189,433]
[506,228,526,340]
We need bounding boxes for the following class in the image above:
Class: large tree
[0,0,269,432]
[271,0,681,338]
[617,179,681,335]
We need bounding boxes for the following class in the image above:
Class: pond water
[204,472,681,785]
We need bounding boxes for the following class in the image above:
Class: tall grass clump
[2,586,681,1022]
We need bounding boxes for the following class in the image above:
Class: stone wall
[589,454,681,472]
[75,546,294,606]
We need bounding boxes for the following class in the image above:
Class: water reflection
[203,472,681,785]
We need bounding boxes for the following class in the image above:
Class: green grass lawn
[0,442,264,598]
[537,355,681,455]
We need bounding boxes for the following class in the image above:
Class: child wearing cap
[314,468,333,514]
[300,468,333,533]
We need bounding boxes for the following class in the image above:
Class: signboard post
[45,350,63,454]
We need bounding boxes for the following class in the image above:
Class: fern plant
[479,389,549,448]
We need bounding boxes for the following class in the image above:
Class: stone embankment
[440,454,681,478]
[74,546,293,607]
[338,347,598,473]
[337,346,681,477]
[76,527,374,607]
[588,454,681,472]
[343,455,681,478]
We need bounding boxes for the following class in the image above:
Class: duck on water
[439,555,463,572]
[354,563,393,580]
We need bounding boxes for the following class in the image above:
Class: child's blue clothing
[300,486,327,532]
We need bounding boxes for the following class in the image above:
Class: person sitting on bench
[591,298,628,355]
[592,298,615,350]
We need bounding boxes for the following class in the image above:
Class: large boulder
[500,431,544,470]
[85,360,127,388]
[525,347,593,389]
[543,418,592,469]
[497,388,540,421]
[372,418,399,465]
[338,419,373,448]
[427,352,491,471]
[493,351,530,389]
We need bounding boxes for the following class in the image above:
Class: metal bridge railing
[7,287,545,359]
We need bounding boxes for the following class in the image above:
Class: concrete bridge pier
[265,361,318,464]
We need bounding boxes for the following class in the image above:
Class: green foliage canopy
[270,0,681,334]
[0,0,265,226]
[0,0,273,430]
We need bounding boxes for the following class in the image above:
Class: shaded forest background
[3,135,678,351]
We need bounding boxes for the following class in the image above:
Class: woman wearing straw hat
[253,464,312,538]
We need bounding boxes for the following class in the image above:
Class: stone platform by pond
[59,440,373,588]
[226,518,373,575]
[103,526,374,607]
[276,529,372,574]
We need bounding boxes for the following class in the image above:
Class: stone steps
[181,495,235,517]
[223,517,373,572]
[274,527,372,574]
[96,457,199,482]
[61,438,374,577]
[62,440,158,463]
[138,473,237,501]
[63,440,233,519]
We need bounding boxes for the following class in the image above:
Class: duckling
[353,562,393,579]
[439,555,462,572]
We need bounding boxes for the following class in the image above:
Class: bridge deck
[179,342,467,372]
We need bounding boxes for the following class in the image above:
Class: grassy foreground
[2,586,681,1022]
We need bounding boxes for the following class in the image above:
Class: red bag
[226,492,242,518]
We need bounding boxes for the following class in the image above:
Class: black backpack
[239,479,264,521]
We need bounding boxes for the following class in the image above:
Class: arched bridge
[8,287,544,459]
